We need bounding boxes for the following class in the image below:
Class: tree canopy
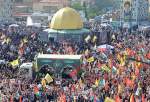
[87,0,119,18]
[71,0,119,19]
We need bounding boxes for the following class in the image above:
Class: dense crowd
[0,23,150,102]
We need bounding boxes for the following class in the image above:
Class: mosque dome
[50,7,83,30]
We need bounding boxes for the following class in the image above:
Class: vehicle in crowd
[19,62,34,79]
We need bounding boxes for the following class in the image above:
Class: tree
[71,2,83,11]
[87,6,100,18]
[86,0,118,18]
[70,0,118,19]
[95,0,117,10]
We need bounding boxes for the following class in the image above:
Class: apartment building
[13,0,69,19]
[0,0,13,20]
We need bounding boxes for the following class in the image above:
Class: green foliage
[95,0,117,10]
[71,2,83,10]
[71,0,118,19]
[87,0,118,18]
[87,7,100,18]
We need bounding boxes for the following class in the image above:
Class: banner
[26,16,33,26]
[45,73,53,83]
[85,35,91,43]
[123,0,132,22]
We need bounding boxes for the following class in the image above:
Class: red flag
[19,96,22,102]
[62,93,66,102]
[115,95,121,102]
[33,85,39,94]
[142,94,145,102]
[69,69,77,78]
[98,48,106,52]
[126,78,134,87]
[10,95,13,102]
[59,93,66,102]
[97,62,102,68]
[19,47,24,56]
[94,95,97,102]
[130,50,136,56]
[146,52,150,59]
[135,68,139,76]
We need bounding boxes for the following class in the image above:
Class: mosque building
[45,7,90,42]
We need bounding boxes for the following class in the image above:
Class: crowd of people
[0,22,149,102]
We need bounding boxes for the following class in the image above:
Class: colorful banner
[123,0,132,22]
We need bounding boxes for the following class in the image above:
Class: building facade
[122,0,149,25]
[0,0,13,20]
[33,0,69,14]
[71,0,95,7]
[13,0,33,18]
[132,0,149,21]
[13,0,69,19]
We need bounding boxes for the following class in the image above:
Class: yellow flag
[118,84,122,94]
[101,65,111,72]
[6,38,11,44]
[45,73,53,83]
[79,78,83,85]
[92,35,97,42]
[85,49,89,55]
[95,79,99,87]
[74,96,76,102]
[104,97,115,102]
[23,38,28,43]
[136,61,141,68]
[10,59,19,67]
[41,78,46,87]
[87,57,94,63]
[120,58,125,66]
[117,54,121,60]
[130,94,135,102]
[138,82,141,88]
[3,38,7,43]
[94,44,97,49]
[132,75,136,81]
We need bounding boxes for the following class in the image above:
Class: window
[43,6,57,13]
[15,6,33,13]
[15,0,23,2]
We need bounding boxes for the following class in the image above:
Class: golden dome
[50,7,83,30]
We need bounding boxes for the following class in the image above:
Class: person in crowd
[0,23,149,102]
